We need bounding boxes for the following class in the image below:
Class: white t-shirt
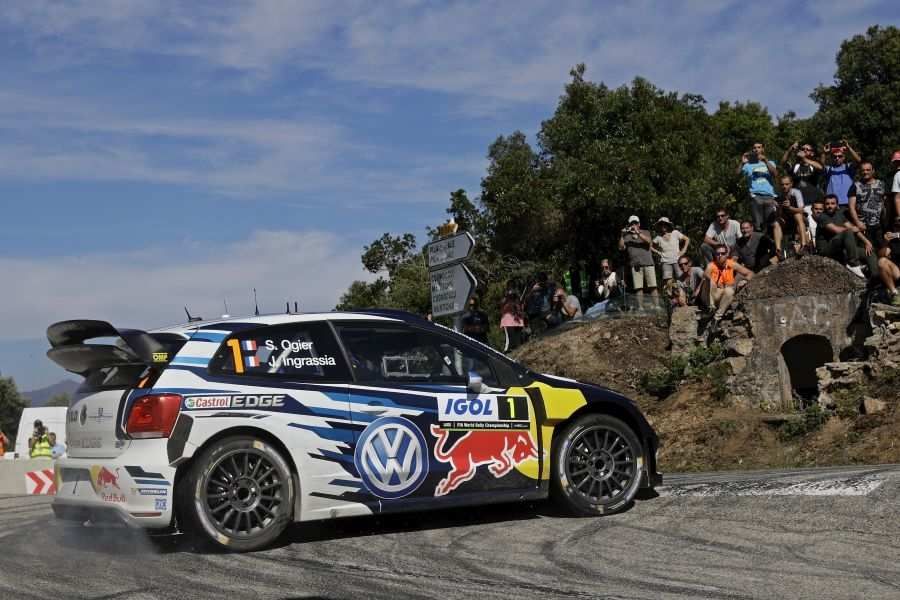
[892,170,900,193]
[705,219,741,247]
[653,230,685,264]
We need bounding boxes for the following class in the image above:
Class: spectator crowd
[459,143,900,350]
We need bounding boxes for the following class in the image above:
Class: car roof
[149,309,425,336]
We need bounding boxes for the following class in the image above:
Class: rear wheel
[552,414,644,515]
[178,435,294,552]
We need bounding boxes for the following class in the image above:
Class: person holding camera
[29,420,52,459]
[821,140,861,206]
[618,215,658,307]
[738,142,778,230]
[877,220,900,306]
[545,286,581,329]
[782,142,824,207]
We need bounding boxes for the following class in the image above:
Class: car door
[203,321,358,517]
[334,322,540,508]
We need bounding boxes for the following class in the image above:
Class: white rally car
[49,311,660,551]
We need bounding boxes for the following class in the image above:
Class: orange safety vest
[708,258,736,286]
[0,433,7,457]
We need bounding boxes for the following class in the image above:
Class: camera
[748,151,759,163]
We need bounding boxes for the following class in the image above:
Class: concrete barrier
[0,459,57,496]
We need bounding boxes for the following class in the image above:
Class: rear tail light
[125,394,182,439]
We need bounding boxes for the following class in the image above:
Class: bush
[832,384,862,419]
[779,404,828,439]
[638,343,726,399]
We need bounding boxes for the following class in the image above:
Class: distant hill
[23,380,79,407]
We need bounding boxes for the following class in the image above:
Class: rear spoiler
[46,319,172,376]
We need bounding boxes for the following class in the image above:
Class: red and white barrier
[24,468,56,495]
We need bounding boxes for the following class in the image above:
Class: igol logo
[354,417,429,500]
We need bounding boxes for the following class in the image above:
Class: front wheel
[552,414,644,515]
[178,436,295,552]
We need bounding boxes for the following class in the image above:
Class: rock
[725,357,747,374]
[669,306,700,355]
[725,338,753,357]
[862,397,888,414]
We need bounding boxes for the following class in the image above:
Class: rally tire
[177,435,294,552]
[551,414,644,516]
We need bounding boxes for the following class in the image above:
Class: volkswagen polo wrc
[48,310,661,551]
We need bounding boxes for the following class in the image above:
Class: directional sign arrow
[430,263,477,318]
[424,232,475,270]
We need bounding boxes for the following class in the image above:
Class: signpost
[425,231,475,270]
[424,229,477,318]
[429,263,477,318]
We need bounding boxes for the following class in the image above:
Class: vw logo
[354,417,429,499]
[79,405,87,426]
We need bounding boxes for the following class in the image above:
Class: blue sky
[1,0,897,389]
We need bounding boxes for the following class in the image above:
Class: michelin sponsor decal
[136,488,168,496]
[437,395,530,430]
[183,394,286,410]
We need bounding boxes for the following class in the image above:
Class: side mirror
[467,371,484,393]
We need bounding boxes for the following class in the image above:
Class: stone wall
[668,256,868,411]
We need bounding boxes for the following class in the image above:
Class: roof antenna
[184,306,202,323]
[222,299,230,319]
[286,301,291,314]
[294,301,299,313]
[253,288,260,316]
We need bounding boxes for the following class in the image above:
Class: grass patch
[778,404,828,439]
[639,343,726,399]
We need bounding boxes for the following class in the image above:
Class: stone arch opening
[780,334,833,406]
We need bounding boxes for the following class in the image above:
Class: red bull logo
[96,467,120,490]
[430,425,539,496]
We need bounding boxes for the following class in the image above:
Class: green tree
[810,25,900,176]
[0,375,26,443]
[361,233,418,278]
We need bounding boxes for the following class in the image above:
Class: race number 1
[497,396,528,421]
[226,338,244,374]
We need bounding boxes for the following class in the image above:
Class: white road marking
[660,474,885,497]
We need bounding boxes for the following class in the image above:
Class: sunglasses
[716,252,728,256]
[678,262,689,267]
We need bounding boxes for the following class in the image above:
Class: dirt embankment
[513,316,900,472]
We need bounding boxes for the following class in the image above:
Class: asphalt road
[1,464,898,600]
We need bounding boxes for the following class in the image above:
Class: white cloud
[6,0,890,116]
[0,230,372,341]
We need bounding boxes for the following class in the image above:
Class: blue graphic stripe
[170,356,210,365]
[191,332,228,342]
[289,423,355,443]
[348,393,437,414]
[329,479,363,489]
[312,449,355,464]
[134,478,170,486]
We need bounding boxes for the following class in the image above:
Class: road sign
[424,232,475,270]
[430,263,477,318]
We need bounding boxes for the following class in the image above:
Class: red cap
[892,150,900,163]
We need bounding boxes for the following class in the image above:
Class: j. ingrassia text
[264,338,337,369]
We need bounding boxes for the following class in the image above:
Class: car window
[209,322,350,381]
[336,325,497,386]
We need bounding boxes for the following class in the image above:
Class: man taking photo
[618,215,658,308]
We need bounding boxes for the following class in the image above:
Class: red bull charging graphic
[431,425,539,496]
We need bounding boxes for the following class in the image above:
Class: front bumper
[52,446,176,529]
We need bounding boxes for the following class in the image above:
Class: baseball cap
[656,217,673,226]
[891,150,900,163]
[627,215,640,224]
